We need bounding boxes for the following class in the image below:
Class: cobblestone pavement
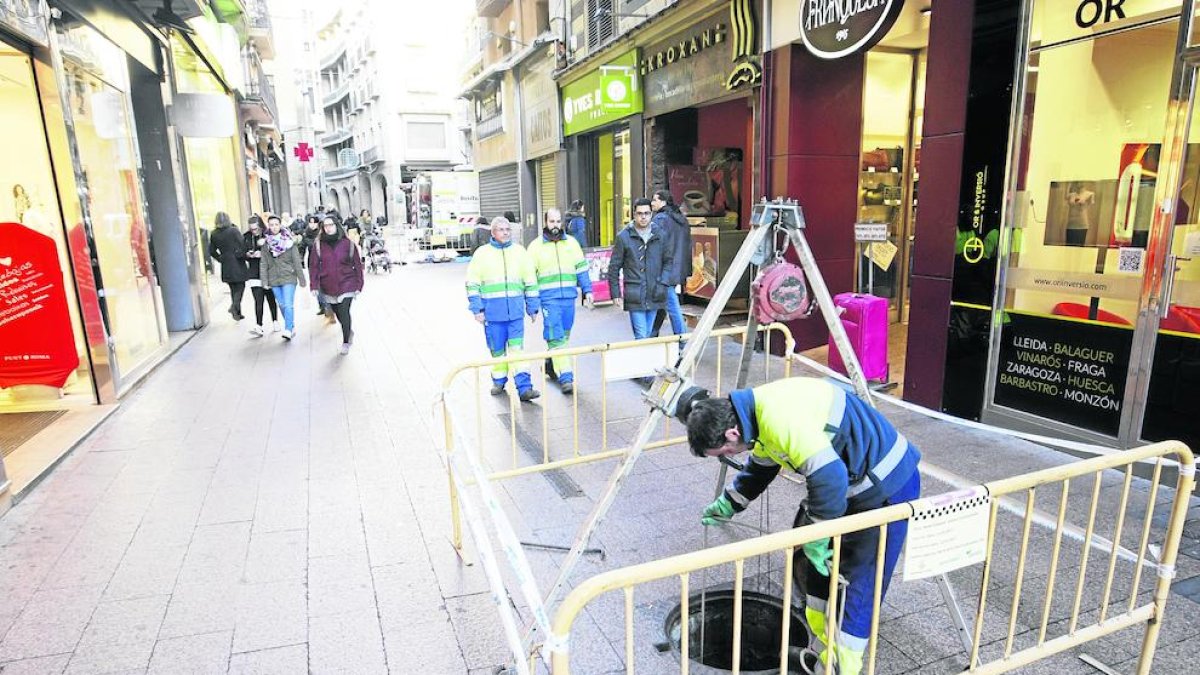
[0,261,1197,674]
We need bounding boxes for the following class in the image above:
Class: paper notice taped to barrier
[903,487,991,581]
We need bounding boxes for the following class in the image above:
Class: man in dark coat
[650,190,692,338]
[607,198,673,340]
[208,211,249,320]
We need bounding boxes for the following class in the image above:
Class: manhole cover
[664,589,810,674]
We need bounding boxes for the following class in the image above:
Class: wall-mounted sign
[561,50,642,137]
[799,0,906,60]
[0,222,80,389]
[993,311,1132,437]
[642,2,762,117]
[522,53,561,159]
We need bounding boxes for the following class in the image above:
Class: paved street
[1,260,1198,674]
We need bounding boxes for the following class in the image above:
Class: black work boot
[518,388,541,402]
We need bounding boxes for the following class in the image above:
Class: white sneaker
[281,330,294,340]
[339,343,350,355]
[248,325,264,337]
[272,320,282,332]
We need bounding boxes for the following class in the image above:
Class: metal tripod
[524,199,973,667]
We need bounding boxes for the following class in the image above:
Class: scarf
[266,229,293,257]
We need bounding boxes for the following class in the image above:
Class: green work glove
[803,538,832,576]
[701,494,736,526]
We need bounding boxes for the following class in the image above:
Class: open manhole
[664,590,811,674]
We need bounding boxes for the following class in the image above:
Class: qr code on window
[1118,247,1145,273]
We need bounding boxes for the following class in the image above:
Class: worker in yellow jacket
[527,208,593,393]
[465,216,541,401]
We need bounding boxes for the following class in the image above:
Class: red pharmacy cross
[294,143,314,162]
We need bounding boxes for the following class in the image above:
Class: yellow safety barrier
[439,323,795,551]
[548,440,1195,675]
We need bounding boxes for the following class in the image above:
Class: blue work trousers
[484,317,531,392]
[542,298,577,384]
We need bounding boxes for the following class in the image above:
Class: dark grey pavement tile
[146,632,231,675]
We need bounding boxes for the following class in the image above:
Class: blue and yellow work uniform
[527,234,592,385]
[465,239,540,392]
[722,378,921,675]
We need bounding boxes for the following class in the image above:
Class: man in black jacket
[607,198,673,340]
[650,190,692,338]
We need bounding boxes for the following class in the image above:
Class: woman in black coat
[208,211,249,320]
[243,216,280,336]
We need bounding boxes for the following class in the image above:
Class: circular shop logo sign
[605,79,628,104]
[563,98,574,124]
[799,0,906,60]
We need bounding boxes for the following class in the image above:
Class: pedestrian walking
[565,199,588,248]
[208,211,249,321]
[243,216,280,337]
[259,214,307,340]
[606,198,673,339]
[682,377,922,675]
[465,216,541,401]
[309,216,364,355]
[651,190,692,339]
[298,215,321,269]
[527,208,593,394]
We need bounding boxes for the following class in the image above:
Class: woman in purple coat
[309,217,365,354]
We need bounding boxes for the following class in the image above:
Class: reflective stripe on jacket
[724,378,921,521]
[527,235,592,301]
[466,240,540,321]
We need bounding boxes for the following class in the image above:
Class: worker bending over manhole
[680,376,922,675]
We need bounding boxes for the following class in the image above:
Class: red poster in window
[584,246,614,304]
[0,221,80,389]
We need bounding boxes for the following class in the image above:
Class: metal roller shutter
[536,155,558,218]
[479,164,520,220]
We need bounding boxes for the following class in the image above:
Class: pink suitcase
[827,293,889,382]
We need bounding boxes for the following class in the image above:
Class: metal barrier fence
[440,323,795,551]
[548,440,1195,675]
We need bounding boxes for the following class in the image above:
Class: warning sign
[903,487,991,581]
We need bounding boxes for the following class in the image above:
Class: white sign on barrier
[603,341,679,380]
[903,487,991,581]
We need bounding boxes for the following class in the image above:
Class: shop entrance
[984,10,1200,451]
[595,126,631,246]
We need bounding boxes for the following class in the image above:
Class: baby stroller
[365,233,393,273]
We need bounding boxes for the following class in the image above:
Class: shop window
[58,22,166,380]
[1005,20,1178,327]
[0,41,96,409]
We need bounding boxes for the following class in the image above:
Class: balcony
[244,0,275,59]
[322,80,350,108]
[323,166,359,181]
[320,127,352,147]
[319,40,347,71]
[239,55,277,125]
[361,146,384,166]
[476,0,510,18]
[476,113,503,140]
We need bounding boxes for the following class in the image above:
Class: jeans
[330,297,354,344]
[250,285,278,325]
[542,298,576,383]
[483,317,532,392]
[628,310,657,340]
[652,286,685,337]
[270,284,297,331]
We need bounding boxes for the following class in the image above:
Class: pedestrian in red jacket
[309,217,364,355]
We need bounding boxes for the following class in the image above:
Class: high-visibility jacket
[527,235,592,301]
[724,378,921,522]
[466,240,540,321]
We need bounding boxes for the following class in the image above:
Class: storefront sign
[799,0,906,60]
[1039,0,1179,47]
[993,311,1132,437]
[854,222,889,242]
[584,246,614,303]
[522,53,561,159]
[642,2,762,117]
[0,222,80,389]
[561,50,642,137]
[0,0,49,46]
